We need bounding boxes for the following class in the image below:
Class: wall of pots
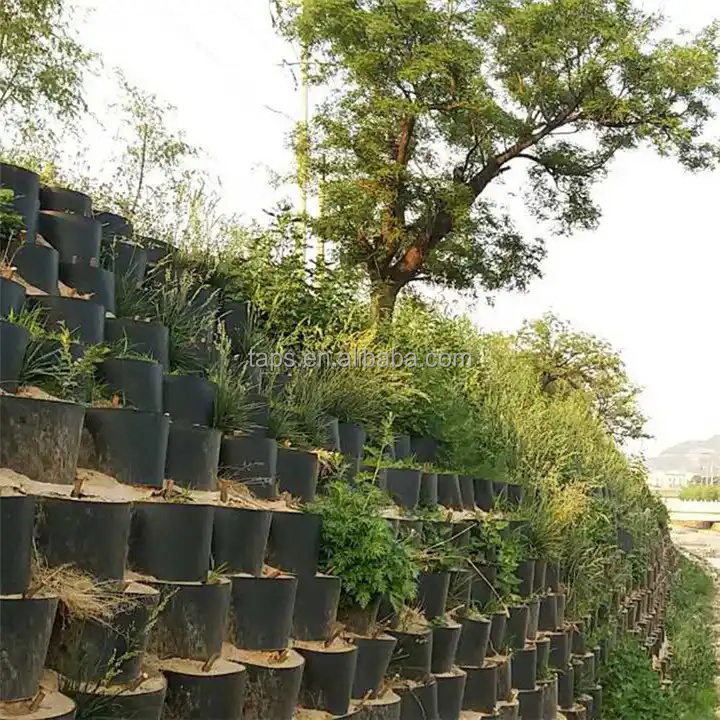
[0,162,676,720]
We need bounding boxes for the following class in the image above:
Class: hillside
[648,435,720,474]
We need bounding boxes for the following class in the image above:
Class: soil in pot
[436,473,462,509]
[212,505,271,577]
[461,662,497,714]
[0,276,26,318]
[227,573,298,651]
[148,578,231,661]
[219,436,277,499]
[387,626,432,681]
[34,291,106,342]
[511,644,537,691]
[472,478,495,512]
[97,357,163,412]
[128,501,213,582]
[64,671,166,720]
[349,632,397,699]
[385,468,421,510]
[0,594,58,701]
[277,447,319,503]
[39,212,101,265]
[296,638,358,716]
[417,571,450,621]
[40,185,92,215]
[456,614,491,667]
[0,493,34,595]
[11,243,59,295]
[162,374,216,427]
[338,422,366,458]
[293,573,341,642]
[34,494,131,582]
[47,582,159,684]
[266,510,321,577]
[459,474,475,509]
[0,394,84,485]
[393,676,438,720]
[506,605,530,651]
[161,657,247,720]
[105,318,169,369]
[435,667,466,720]
[419,472,438,507]
[0,320,28,392]
[80,407,170,488]
[0,688,77,720]
[226,645,304,720]
[430,620,461,674]
[165,423,221,491]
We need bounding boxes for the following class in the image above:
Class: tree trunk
[370,279,402,327]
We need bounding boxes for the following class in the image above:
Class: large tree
[0,0,92,120]
[274,0,720,320]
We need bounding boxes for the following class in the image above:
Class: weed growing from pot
[311,480,418,613]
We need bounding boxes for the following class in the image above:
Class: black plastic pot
[277,446,319,503]
[431,621,462,674]
[555,593,566,627]
[419,471,438,506]
[437,473,462,509]
[231,647,304,720]
[535,636,551,677]
[39,211,101,264]
[81,407,169,487]
[11,242,59,294]
[105,318,169,369]
[516,560,535,598]
[129,501,213,581]
[140,236,171,266]
[387,628,432,680]
[473,477,495,511]
[321,415,341,451]
[488,612,507,655]
[539,594,559,632]
[395,676,438,720]
[386,467,422,509]
[59,262,115,313]
[67,672,166,720]
[417,571,451,621]
[546,564,561,593]
[48,582,158,684]
[557,664,574,708]
[448,568,472,613]
[34,495,130,582]
[95,211,133,239]
[103,238,148,284]
[162,658,246,720]
[506,605,530,650]
[40,185,92,215]
[297,641,357,716]
[0,493,34,595]
[338,421,366,458]
[338,596,382,636]
[0,595,58,701]
[351,633,397,699]
[0,276,26,317]
[410,436,437,462]
[220,436,277,499]
[32,295,104,344]
[148,578,230,660]
[162,374,216,427]
[436,668,466,720]
[527,598,540,641]
[228,573,298,650]
[459,474,475,509]
[507,483,525,506]
[518,687,543,719]
[462,663,497,714]
[212,506,271,577]
[1,163,40,241]
[395,434,411,459]
[571,620,587,655]
[0,393,84,484]
[470,565,498,609]
[549,631,570,671]
[97,357,163,412]
[456,615,491,667]
[512,644,537,691]
[165,423,221,491]
[496,656,512,702]
[0,319,28,392]
[534,559,548,594]
[266,510,321,577]
[293,574,341,642]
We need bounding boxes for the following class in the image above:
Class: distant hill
[648,434,720,474]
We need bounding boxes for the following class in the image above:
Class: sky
[69,0,720,457]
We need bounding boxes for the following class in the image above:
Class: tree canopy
[274,0,720,319]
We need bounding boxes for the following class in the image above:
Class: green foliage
[0,189,24,240]
[312,481,418,610]
[678,484,720,501]
[274,0,720,318]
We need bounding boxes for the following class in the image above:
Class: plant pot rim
[86,405,168,418]
[103,356,160,367]
[1,393,80,411]
[147,577,231,588]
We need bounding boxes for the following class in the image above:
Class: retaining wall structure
[0,162,675,720]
